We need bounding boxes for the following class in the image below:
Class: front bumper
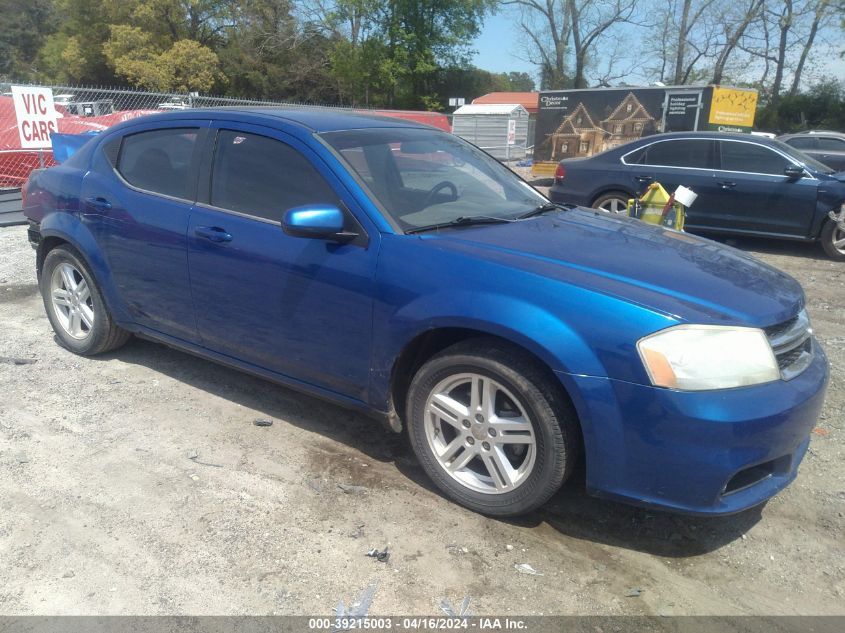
[560,338,829,515]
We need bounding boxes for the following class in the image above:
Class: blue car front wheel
[406,338,580,516]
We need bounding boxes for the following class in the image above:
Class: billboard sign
[11,86,59,149]
[707,87,758,130]
[534,87,667,163]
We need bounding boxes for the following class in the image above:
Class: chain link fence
[0,82,357,191]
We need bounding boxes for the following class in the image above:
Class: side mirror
[784,164,804,180]
[282,204,355,241]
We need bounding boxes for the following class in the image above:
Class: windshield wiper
[405,215,514,235]
[515,202,573,220]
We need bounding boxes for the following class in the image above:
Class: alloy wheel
[50,262,94,340]
[423,373,536,494]
[597,197,628,214]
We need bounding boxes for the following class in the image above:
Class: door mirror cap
[282,205,356,241]
[784,164,805,179]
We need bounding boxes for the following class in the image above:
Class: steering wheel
[422,181,458,208]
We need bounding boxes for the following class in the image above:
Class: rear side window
[210,130,340,221]
[642,140,713,169]
[720,141,790,175]
[785,137,815,150]
[817,137,845,151]
[117,128,198,199]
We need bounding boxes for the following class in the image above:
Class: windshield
[319,127,547,231]
[770,138,835,174]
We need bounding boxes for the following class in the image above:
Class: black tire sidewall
[407,351,568,516]
[40,246,114,355]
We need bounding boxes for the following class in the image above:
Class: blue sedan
[547,131,845,260]
[23,110,828,516]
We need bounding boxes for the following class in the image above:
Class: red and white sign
[11,86,60,149]
[507,119,517,145]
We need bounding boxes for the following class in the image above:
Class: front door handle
[194,226,233,243]
[86,196,112,211]
[718,181,737,190]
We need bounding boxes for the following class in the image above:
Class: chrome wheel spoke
[76,279,91,302]
[52,289,72,307]
[79,305,94,330]
[447,447,476,472]
[59,264,77,291]
[482,447,516,490]
[430,393,469,428]
[833,236,845,250]
[69,310,82,336]
[469,375,496,421]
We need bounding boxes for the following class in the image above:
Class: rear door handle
[86,196,112,211]
[194,226,232,243]
[718,181,737,190]
[635,175,653,183]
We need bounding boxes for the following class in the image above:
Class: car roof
[781,130,845,138]
[123,107,431,133]
[632,131,775,143]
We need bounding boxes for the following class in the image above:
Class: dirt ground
[0,223,843,616]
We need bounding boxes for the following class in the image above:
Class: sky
[471,10,536,78]
[471,8,845,91]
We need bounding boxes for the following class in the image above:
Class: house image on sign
[548,103,608,160]
[600,92,658,149]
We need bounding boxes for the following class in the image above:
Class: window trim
[111,125,208,204]
[621,137,816,179]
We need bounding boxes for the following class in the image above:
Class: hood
[423,209,803,326]
[830,171,845,183]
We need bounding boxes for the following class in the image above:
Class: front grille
[764,310,813,380]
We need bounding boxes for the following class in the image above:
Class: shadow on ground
[93,336,759,559]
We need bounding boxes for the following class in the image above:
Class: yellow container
[627,182,685,231]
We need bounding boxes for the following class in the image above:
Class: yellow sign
[708,87,758,128]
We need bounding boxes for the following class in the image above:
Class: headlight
[637,325,779,390]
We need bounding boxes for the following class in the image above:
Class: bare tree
[711,0,765,84]
[503,0,639,88]
[567,0,639,87]
[503,1,573,89]
[788,0,834,94]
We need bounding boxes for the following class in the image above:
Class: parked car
[779,130,845,172]
[23,110,828,517]
[547,131,845,260]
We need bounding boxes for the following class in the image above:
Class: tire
[40,245,131,355]
[592,191,631,215]
[820,217,845,261]
[405,338,580,516]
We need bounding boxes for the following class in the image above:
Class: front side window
[210,130,340,221]
[117,128,198,199]
[643,139,714,169]
[720,141,789,175]
[320,127,545,231]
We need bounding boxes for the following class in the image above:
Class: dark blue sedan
[23,110,828,516]
[547,131,845,260]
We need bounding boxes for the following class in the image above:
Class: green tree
[0,0,55,80]
[103,24,222,92]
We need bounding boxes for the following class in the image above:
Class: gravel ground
[0,224,843,616]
